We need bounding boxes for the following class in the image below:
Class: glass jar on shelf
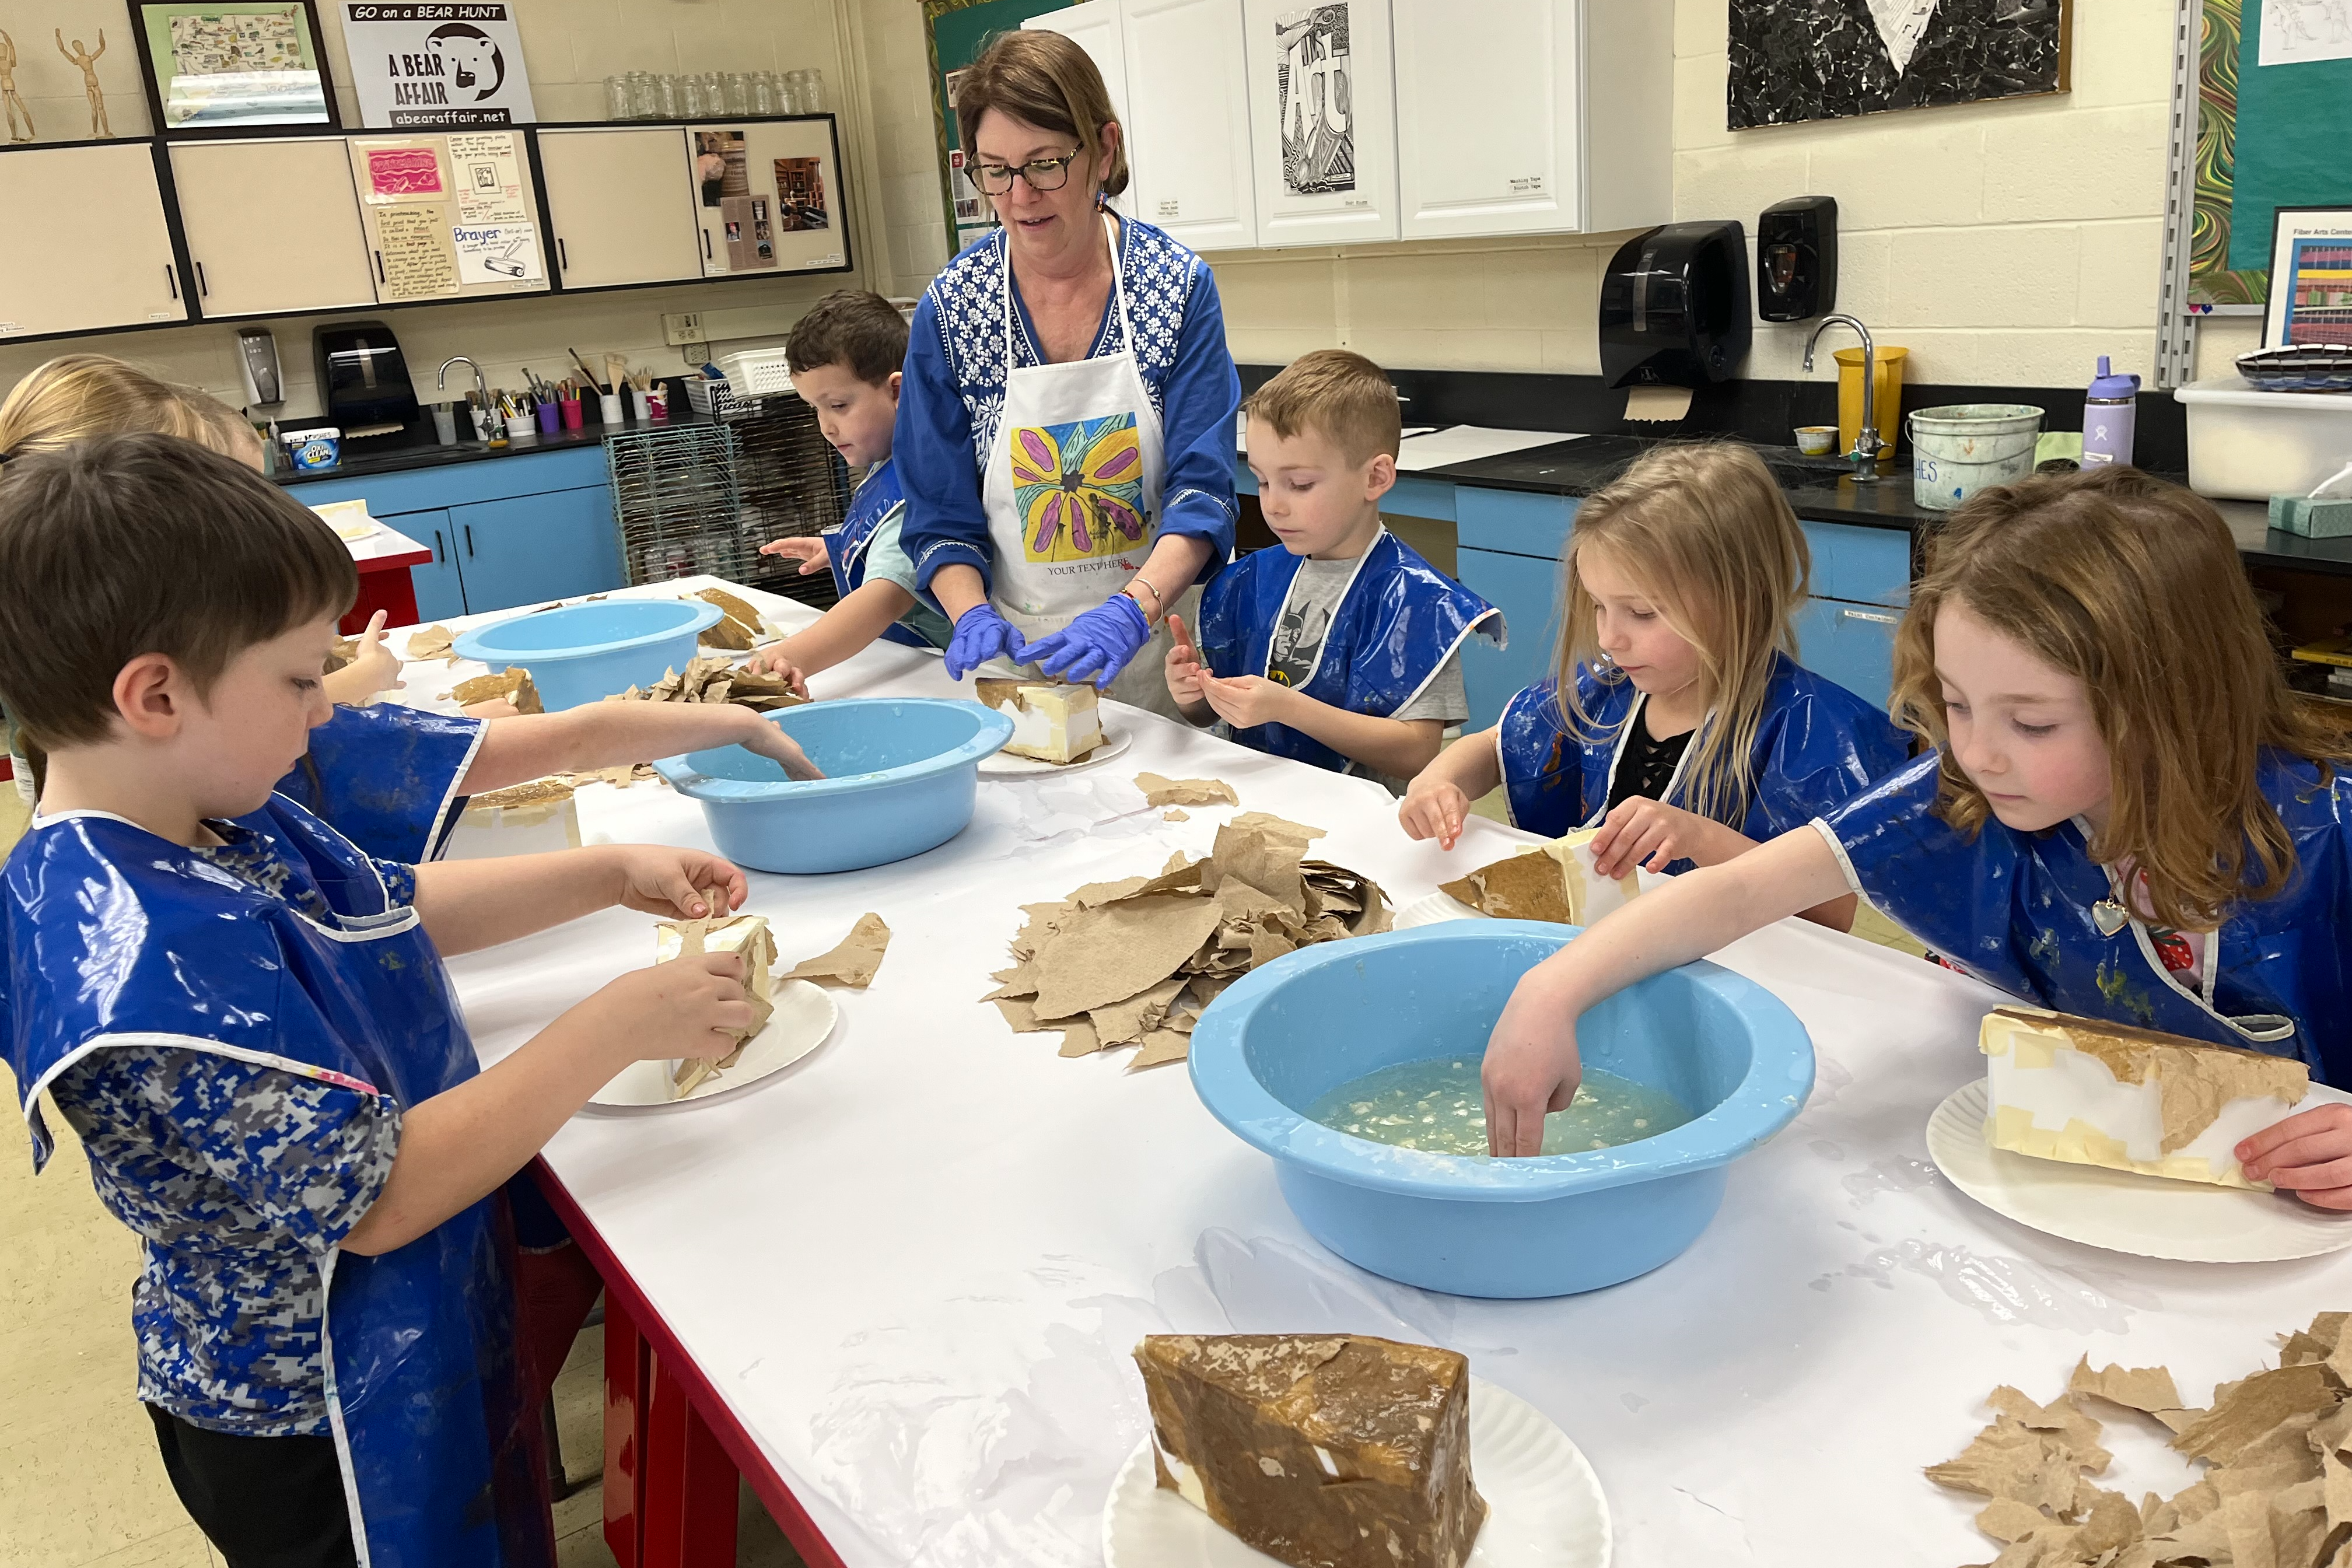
[793,68,826,112]
[722,72,751,115]
[604,75,630,120]
[627,71,659,120]
[654,73,680,119]
[750,71,779,114]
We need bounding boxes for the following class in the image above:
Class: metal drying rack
[606,394,851,608]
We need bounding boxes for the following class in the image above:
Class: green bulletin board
[922,0,1065,252]
[2192,0,2352,304]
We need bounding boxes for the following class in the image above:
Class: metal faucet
[1801,315,1881,483]
[436,356,488,435]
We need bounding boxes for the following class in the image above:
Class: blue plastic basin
[452,600,723,711]
[653,698,1014,874]
[1188,922,1814,1298]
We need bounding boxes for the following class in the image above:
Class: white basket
[2178,376,2352,501]
[683,376,743,418]
[718,348,796,398]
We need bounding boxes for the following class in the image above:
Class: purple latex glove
[944,603,1026,680]
[1021,593,1152,688]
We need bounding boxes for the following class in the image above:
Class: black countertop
[272,406,715,487]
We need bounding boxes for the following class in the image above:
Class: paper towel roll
[1625,386,1693,422]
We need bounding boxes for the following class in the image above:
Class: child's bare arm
[1398,727,1503,849]
[1199,673,1443,779]
[461,702,820,793]
[410,845,745,956]
[341,951,751,1254]
[1482,826,1851,1156]
[754,579,919,680]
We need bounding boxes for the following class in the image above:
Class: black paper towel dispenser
[1600,220,1752,388]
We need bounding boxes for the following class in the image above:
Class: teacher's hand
[1023,594,1152,688]
[944,604,1025,680]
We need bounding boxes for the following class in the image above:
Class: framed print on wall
[132,1,338,135]
[2265,207,2352,348]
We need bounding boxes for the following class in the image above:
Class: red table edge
[355,546,433,573]
[531,1156,853,1568]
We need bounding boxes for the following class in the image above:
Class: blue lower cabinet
[452,485,624,614]
[399,509,467,622]
[1457,487,1577,561]
[1794,595,1902,713]
[1457,546,1564,730]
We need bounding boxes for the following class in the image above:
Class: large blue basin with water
[1188,921,1814,1298]
[653,698,1014,874]
[452,599,723,711]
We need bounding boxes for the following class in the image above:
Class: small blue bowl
[453,600,723,712]
[1188,922,1814,1299]
[653,698,1014,874]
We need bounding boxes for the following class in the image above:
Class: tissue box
[2270,494,2352,538]
[441,780,580,860]
[1979,1007,2309,1189]
[654,913,777,1098]
[976,678,1103,763]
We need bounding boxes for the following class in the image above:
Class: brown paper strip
[785,913,891,988]
[1135,772,1238,808]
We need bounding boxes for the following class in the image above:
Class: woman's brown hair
[954,29,1129,198]
[1889,465,2350,930]
[1553,443,1811,826]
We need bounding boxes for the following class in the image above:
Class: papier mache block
[977,677,1104,763]
[1979,1006,2309,1189]
[1133,1334,1486,1568]
[654,913,776,1098]
[1440,828,1641,925]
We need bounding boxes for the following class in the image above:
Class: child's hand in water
[1481,964,1584,1157]
[1591,796,1714,877]
[2239,1104,2352,1208]
[758,536,831,576]
[1399,778,1472,850]
[736,710,824,780]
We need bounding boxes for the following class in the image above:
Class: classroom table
[399,576,2352,1568]
[341,519,430,636]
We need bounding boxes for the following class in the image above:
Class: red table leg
[604,1296,649,1568]
[643,1346,740,1568]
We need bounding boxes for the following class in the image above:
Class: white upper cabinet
[1118,0,1256,252]
[0,144,186,338]
[1392,0,1670,240]
[1025,2,1131,128]
[538,128,702,290]
[1242,0,1398,247]
[172,139,376,318]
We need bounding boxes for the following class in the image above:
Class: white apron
[979,215,1188,716]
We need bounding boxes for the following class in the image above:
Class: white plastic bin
[2177,376,2352,501]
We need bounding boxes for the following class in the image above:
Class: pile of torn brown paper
[1926,1316,2352,1567]
[450,666,544,715]
[983,813,1389,1072]
[692,587,768,651]
[606,654,805,713]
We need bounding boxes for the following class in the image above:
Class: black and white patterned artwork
[1728,0,2070,130]
[1275,4,1354,196]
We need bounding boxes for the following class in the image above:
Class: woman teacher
[897,30,1241,716]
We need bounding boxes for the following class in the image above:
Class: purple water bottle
[2082,356,2138,468]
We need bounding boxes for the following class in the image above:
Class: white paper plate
[583,979,838,1113]
[332,519,382,542]
[977,720,1134,777]
[1395,890,1488,929]
[1926,1078,2352,1263]
[1103,1377,1608,1568]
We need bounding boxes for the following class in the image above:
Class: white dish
[1395,890,1488,929]
[1102,1376,1608,1568]
[1925,1077,2352,1263]
[977,720,1133,777]
[332,519,382,542]
[583,979,838,1112]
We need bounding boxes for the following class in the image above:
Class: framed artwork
[131,1,337,135]
[1727,0,2071,130]
[2264,208,2352,347]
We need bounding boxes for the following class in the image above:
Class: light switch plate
[662,312,704,346]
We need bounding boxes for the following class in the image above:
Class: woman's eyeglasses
[967,151,1082,195]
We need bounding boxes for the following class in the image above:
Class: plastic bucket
[1187,922,1814,1299]
[1909,403,2044,512]
[452,599,722,711]
[653,698,1015,874]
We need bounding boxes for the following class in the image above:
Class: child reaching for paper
[1397,443,1908,928]
[1477,467,2352,1190]
[0,354,825,863]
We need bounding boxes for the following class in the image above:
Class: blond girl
[1401,443,1908,917]
[1479,467,2352,1190]
[0,354,820,859]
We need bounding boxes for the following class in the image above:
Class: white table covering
[396,576,2351,1567]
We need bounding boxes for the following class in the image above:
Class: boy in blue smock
[0,433,758,1567]
[1166,350,1500,793]
[750,290,953,683]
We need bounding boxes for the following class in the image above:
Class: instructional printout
[2260,0,2352,65]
